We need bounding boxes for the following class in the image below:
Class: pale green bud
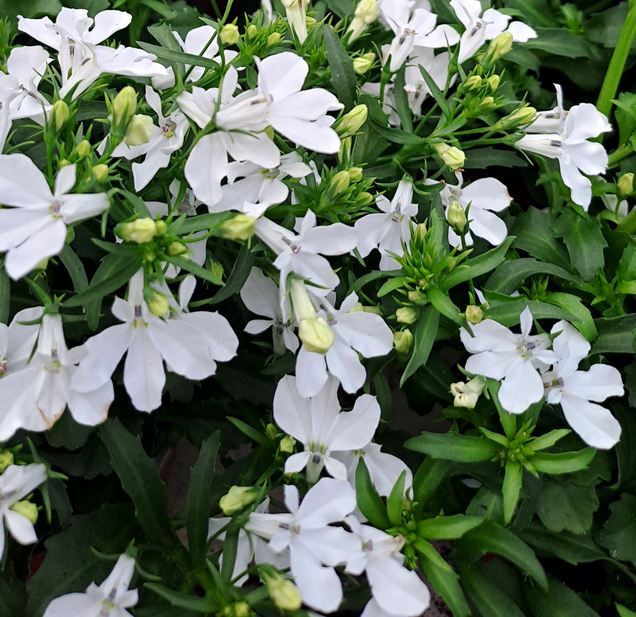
[0,451,14,472]
[119,217,157,244]
[464,75,482,91]
[487,75,500,91]
[220,214,255,240]
[433,143,465,170]
[11,501,38,525]
[447,200,467,233]
[147,292,169,317]
[125,114,154,147]
[75,139,91,159]
[349,302,382,315]
[486,32,513,64]
[112,86,137,127]
[337,104,368,138]
[265,423,279,441]
[357,192,373,206]
[413,222,427,244]
[51,100,69,132]
[348,167,363,182]
[221,602,252,617]
[497,105,537,130]
[92,164,109,182]
[330,170,351,195]
[299,317,335,353]
[209,259,224,281]
[347,0,378,41]
[465,305,483,325]
[477,96,496,112]
[155,220,168,235]
[263,573,303,610]
[267,32,282,46]
[167,241,187,256]
[58,159,71,167]
[353,54,374,74]
[618,173,634,197]
[220,486,259,515]
[393,330,413,354]
[280,436,296,453]
[66,227,75,244]
[246,24,258,39]
[450,376,486,409]
[220,23,240,45]
[34,257,49,270]
[408,290,424,302]
[396,307,418,324]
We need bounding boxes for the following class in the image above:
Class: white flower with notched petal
[437,171,512,248]
[345,516,430,617]
[0,464,47,560]
[245,479,361,614]
[110,86,188,191]
[543,321,624,450]
[0,154,110,280]
[0,313,114,441]
[450,0,536,64]
[43,553,138,617]
[404,48,451,115]
[525,84,566,134]
[460,307,557,414]
[274,375,381,482]
[516,103,611,209]
[70,270,237,412]
[240,268,299,354]
[355,179,418,270]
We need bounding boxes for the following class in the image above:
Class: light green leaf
[405,431,500,462]
[417,514,484,540]
[485,258,579,295]
[532,449,596,475]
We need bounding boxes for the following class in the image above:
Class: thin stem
[608,143,634,168]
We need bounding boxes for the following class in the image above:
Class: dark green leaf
[536,478,599,535]
[485,258,579,295]
[596,493,636,567]
[146,584,220,612]
[369,119,424,145]
[147,23,185,75]
[165,254,223,286]
[405,431,500,462]
[412,457,455,508]
[400,305,440,386]
[0,266,10,325]
[59,245,89,295]
[355,459,391,530]
[544,292,597,342]
[484,298,576,327]
[204,243,255,306]
[461,148,528,169]
[523,28,590,58]
[387,470,407,526]
[426,284,468,328]
[524,576,600,617]
[501,0,558,27]
[591,314,636,354]
[324,26,356,111]
[418,64,450,119]
[393,66,413,133]
[503,461,523,525]
[138,42,220,70]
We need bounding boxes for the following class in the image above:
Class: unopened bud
[414,222,427,244]
[393,330,413,354]
[357,192,373,205]
[264,573,303,610]
[66,227,75,244]
[396,307,418,324]
[465,305,483,325]
[498,105,537,130]
[348,167,363,182]
[92,164,109,182]
[147,292,169,317]
[282,0,309,42]
[350,302,382,315]
[618,173,634,197]
[221,601,252,617]
[353,54,374,74]
[34,257,49,271]
[111,86,137,128]
[450,376,486,409]
[477,96,496,112]
[433,143,465,170]
[487,75,500,91]
[119,217,157,244]
[220,214,255,240]
[265,423,279,441]
[59,159,71,167]
[209,259,224,281]
[155,220,168,235]
[11,501,38,525]
[219,486,259,515]
[125,114,154,146]
[486,32,513,64]
[337,104,368,138]
[267,32,282,46]
[0,451,14,472]
[220,23,240,45]
[280,436,296,453]
[246,24,258,39]
[75,139,91,158]
[408,290,423,302]
[299,317,335,353]
[464,75,482,91]
[447,201,467,233]
[347,0,378,41]
[51,100,69,132]
[330,170,351,195]
[167,241,187,256]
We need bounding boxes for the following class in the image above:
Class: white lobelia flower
[515,103,612,209]
[282,0,309,42]
[0,313,114,442]
[543,321,624,450]
[294,290,394,397]
[0,154,110,280]
[460,306,557,414]
[274,375,381,482]
[525,84,566,134]
[355,179,418,270]
[43,553,138,617]
[0,307,42,379]
[245,478,361,614]
[380,0,460,72]
[240,267,299,354]
[254,210,357,296]
[361,81,401,127]
[437,171,512,248]
[211,153,313,217]
[70,270,237,412]
[345,516,430,617]
[110,86,188,191]
[0,464,47,560]
[450,0,537,64]
[404,48,451,115]
[18,9,169,99]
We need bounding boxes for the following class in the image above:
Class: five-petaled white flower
[404,48,451,115]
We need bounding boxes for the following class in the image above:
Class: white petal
[259,52,307,101]
[42,593,103,617]
[124,329,165,412]
[326,340,366,394]
[334,312,393,358]
[499,359,544,414]
[60,193,110,224]
[289,544,343,613]
[296,347,328,398]
[560,394,621,450]
[67,379,113,426]
[0,153,53,207]
[185,133,229,207]
[4,509,37,545]
[563,364,624,402]
[328,394,381,451]
[274,375,313,443]
[240,268,279,319]
[366,558,430,616]
[296,477,356,527]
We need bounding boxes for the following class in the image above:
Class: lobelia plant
[1,0,636,616]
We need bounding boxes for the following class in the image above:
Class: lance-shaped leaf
[405,431,500,462]
[532,449,596,475]
[145,583,220,613]
[503,461,523,525]
[417,514,484,540]
[387,470,407,526]
[400,305,440,386]
[356,459,391,530]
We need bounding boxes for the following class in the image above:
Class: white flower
[110,86,188,191]
[460,307,557,414]
[0,155,110,280]
[0,313,114,441]
[295,291,394,397]
[43,553,138,617]
[543,321,624,450]
[516,103,611,208]
[361,81,401,127]
[345,516,430,617]
[254,210,357,296]
[70,270,237,412]
[240,267,299,354]
[450,0,537,64]
[437,171,511,248]
[282,0,309,42]
[381,0,459,72]
[525,84,566,134]
[212,153,312,217]
[0,464,47,560]
[404,48,451,115]
[355,179,418,270]
[18,8,169,99]
[0,307,41,379]
[245,479,361,613]
[274,375,381,482]
[601,193,629,219]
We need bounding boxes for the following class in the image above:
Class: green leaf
[412,457,455,508]
[596,493,636,567]
[532,449,596,475]
[120,189,151,217]
[100,418,178,548]
[400,305,440,386]
[591,314,636,354]
[0,563,25,617]
[172,212,233,235]
[139,0,177,18]
[458,521,548,590]
[524,576,600,617]
[544,292,597,342]
[461,147,528,169]
[536,478,599,535]
[393,66,413,133]
[324,0,354,18]
[187,432,221,566]
[59,245,89,295]
[506,46,541,72]
[369,119,424,145]
[138,41,220,70]
[0,265,10,325]
[529,429,571,451]
[323,26,356,111]
[205,244,256,306]
[387,470,407,526]
[417,514,484,540]
[405,431,500,462]
[418,64,450,119]
[523,28,590,58]
[485,258,579,295]
[618,606,636,617]
[483,298,576,327]
[552,210,607,282]
[165,254,223,286]
[500,0,558,27]
[355,459,391,530]
[503,462,523,525]
[145,584,219,613]
[426,284,468,329]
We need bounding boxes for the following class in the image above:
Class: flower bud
[125,114,154,146]
[464,75,482,91]
[51,100,69,132]
[348,167,363,182]
[209,259,224,281]
[465,305,483,325]
[119,217,157,244]
[220,214,255,240]
[263,573,303,610]
[618,173,634,197]
[11,501,38,525]
[75,139,91,158]
[66,227,75,244]
[413,222,427,245]
[353,54,374,74]
[267,32,282,46]
[59,159,71,167]
[487,75,500,91]
[221,602,252,617]
[396,307,418,324]
[34,257,49,271]
[167,241,187,256]
[408,290,423,303]
[486,32,513,64]
[477,96,496,112]
[450,376,486,409]
[394,330,413,354]
[0,451,14,472]
[347,0,378,41]
[290,279,317,322]
[281,0,309,42]
[155,220,168,235]
[497,105,537,130]
[337,104,368,138]
[447,200,467,233]
[330,170,351,195]
[265,423,279,441]
[147,292,169,317]
[299,317,335,353]
[92,164,109,182]
[220,23,240,45]
[246,24,258,39]
[280,436,296,453]
[433,143,465,170]
[111,86,137,128]
[357,192,373,205]
[219,486,259,515]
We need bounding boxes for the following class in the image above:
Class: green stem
[608,143,634,167]
[596,2,636,122]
